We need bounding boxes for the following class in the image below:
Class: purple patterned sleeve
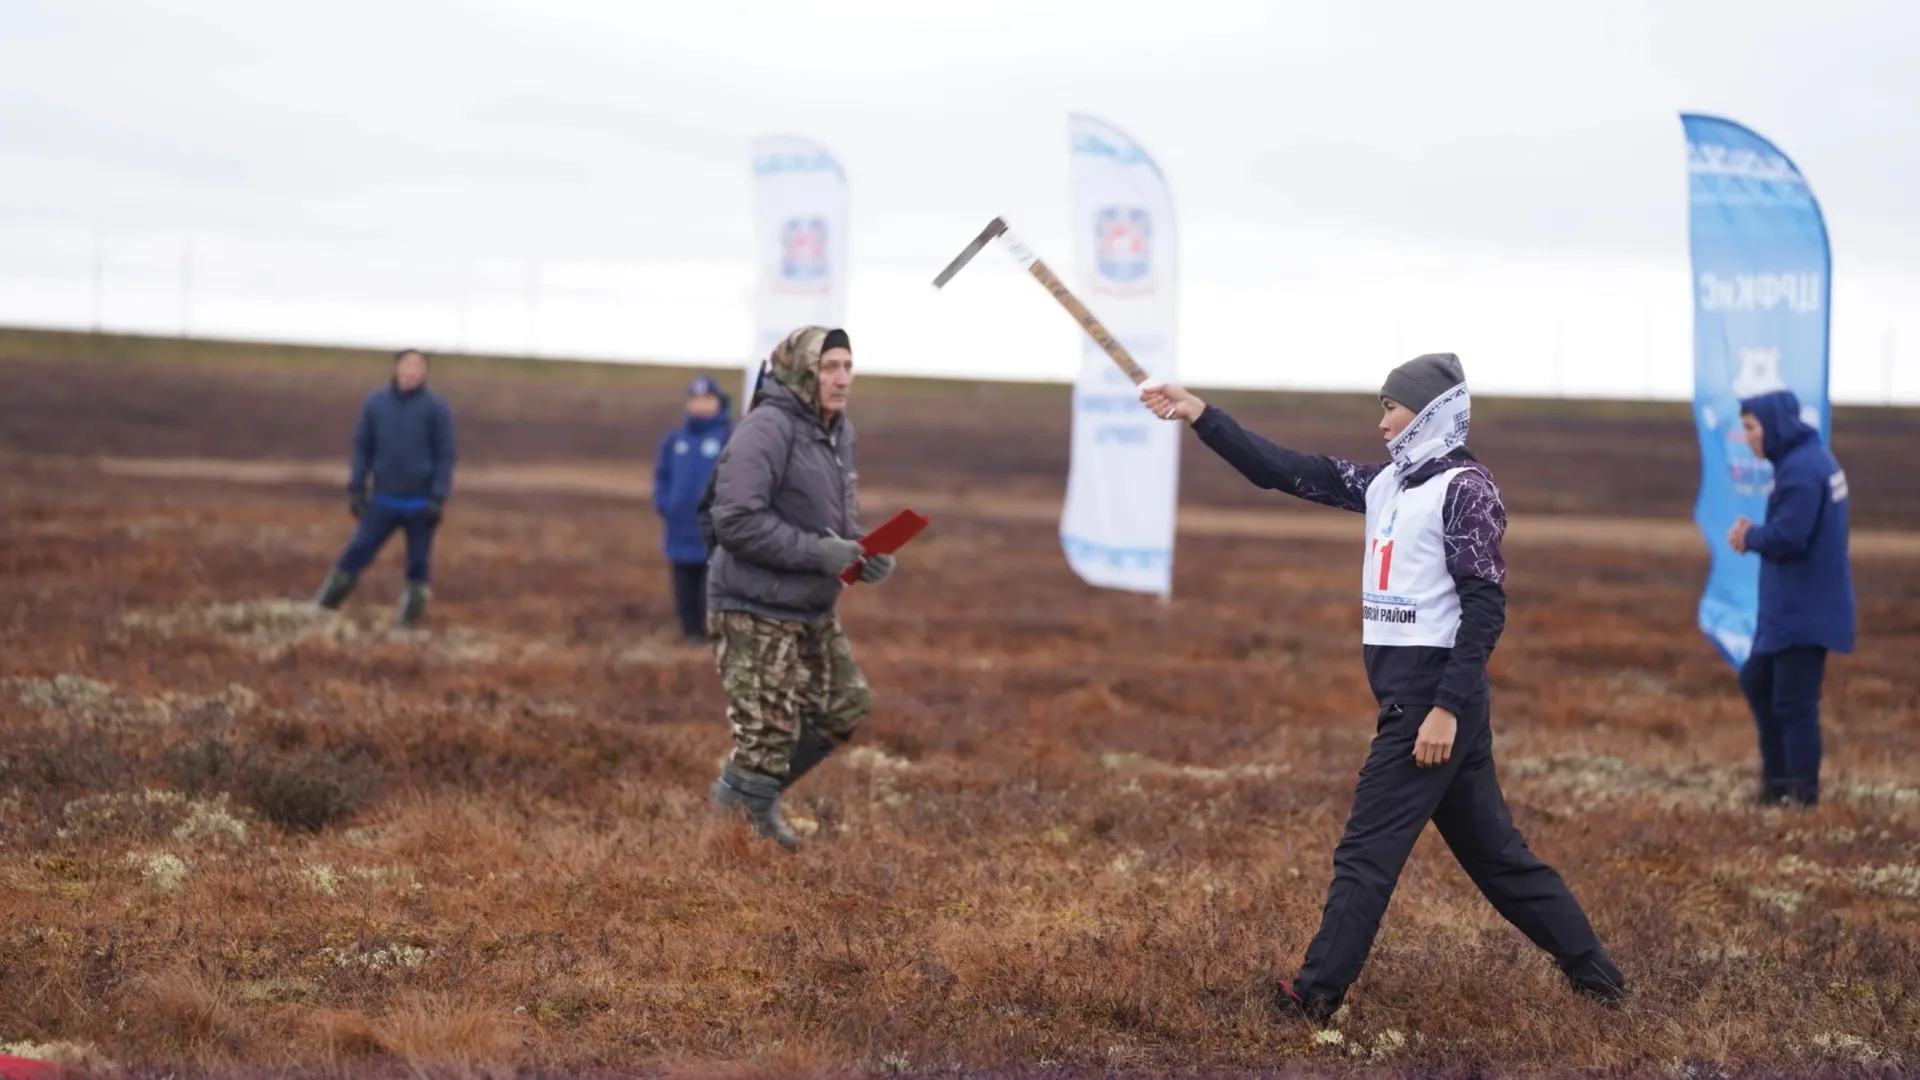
[1442,468,1507,585]
[1436,467,1506,716]
[1331,459,1388,509]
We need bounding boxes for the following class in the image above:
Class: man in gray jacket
[705,325,894,850]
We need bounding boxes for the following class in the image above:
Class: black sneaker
[1570,971,1628,1008]
[1561,950,1628,1007]
[1272,979,1338,1024]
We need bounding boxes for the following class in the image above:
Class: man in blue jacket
[655,375,733,644]
[1728,388,1855,807]
[313,348,458,627]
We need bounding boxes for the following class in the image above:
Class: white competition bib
[1361,467,1466,648]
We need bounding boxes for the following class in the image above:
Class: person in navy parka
[314,348,457,627]
[655,375,734,644]
[1728,388,1856,807]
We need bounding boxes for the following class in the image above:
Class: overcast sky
[3,0,1916,400]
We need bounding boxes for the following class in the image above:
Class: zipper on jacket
[834,439,848,537]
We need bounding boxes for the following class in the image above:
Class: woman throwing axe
[1142,352,1625,1023]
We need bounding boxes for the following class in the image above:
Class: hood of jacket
[1387,380,1472,480]
[764,325,830,416]
[1739,388,1817,463]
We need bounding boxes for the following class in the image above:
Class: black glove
[423,499,443,524]
[348,488,367,519]
[812,534,865,577]
[857,553,895,585]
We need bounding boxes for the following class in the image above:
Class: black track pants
[1292,700,1621,1008]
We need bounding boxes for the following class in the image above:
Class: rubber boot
[314,569,358,609]
[711,761,798,851]
[398,582,430,627]
[781,726,836,791]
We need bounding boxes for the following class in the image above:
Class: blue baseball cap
[686,376,721,397]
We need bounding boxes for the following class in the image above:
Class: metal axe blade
[930,216,1009,289]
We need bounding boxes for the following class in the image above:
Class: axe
[930,216,1151,386]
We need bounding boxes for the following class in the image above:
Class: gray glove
[857,553,895,584]
[812,534,866,577]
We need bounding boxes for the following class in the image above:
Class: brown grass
[1,348,1918,1079]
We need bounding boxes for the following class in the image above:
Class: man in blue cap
[655,374,734,644]
[1727,388,1855,807]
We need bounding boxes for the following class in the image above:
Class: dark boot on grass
[1564,953,1628,1007]
[314,569,357,609]
[712,761,798,851]
[1271,978,1339,1025]
[398,582,430,627]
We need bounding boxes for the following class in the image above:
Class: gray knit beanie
[1380,352,1466,413]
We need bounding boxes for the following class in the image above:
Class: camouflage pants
[709,610,872,779]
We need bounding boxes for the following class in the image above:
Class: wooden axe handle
[996,228,1151,386]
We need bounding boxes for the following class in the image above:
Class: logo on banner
[1093,206,1153,296]
[1731,347,1786,401]
[1723,348,1788,494]
[776,217,830,294]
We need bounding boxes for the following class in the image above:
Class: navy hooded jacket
[349,382,457,507]
[1738,389,1855,657]
[655,379,734,564]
